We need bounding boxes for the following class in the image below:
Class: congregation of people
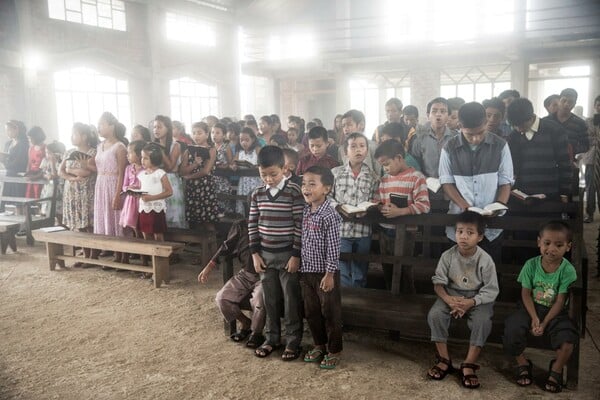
[2,88,599,393]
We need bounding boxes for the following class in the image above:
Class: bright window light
[350,80,379,136]
[386,0,513,44]
[170,77,219,132]
[267,33,316,61]
[166,12,216,47]
[48,0,126,31]
[560,66,591,77]
[54,67,131,145]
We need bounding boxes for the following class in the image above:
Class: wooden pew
[32,228,184,288]
[164,228,218,267]
[0,175,58,245]
[0,221,20,254]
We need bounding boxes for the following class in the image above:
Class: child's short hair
[312,118,323,127]
[245,119,258,128]
[307,126,328,142]
[426,97,449,114]
[133,124,152,142]
[259,115,273,126]
[227,122,241,136]
[282,147,299,167]
[47,141,66,157]
[456,211,485,235]
[27,126,46,145]
[269,134,288,147]
[257,145,284,168]
[447,97,465,114]
[458,102,486,128]
[306,121,317,131]
[386,97,403,111]
[213,122,227,134]
[342,109,365,126]
[498,89,520,101]
[374,139,405,159]
[142,143,164,167]
[240,127,259,151]
[343,132,368,152]
[403,105,419,118]
[539,220,572,242]
[543,94,560,109]
[380,122,405,141]
[129,140,146,159]
[304,165,334,187]
[482,97,506,115]
[506,98,535,126]
[287,126,298,135]
[560,88,578,100]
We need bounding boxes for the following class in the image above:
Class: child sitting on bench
[198,220,265,349]
[427,211,499,389]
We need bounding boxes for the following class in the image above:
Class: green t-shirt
[517,256,577,307]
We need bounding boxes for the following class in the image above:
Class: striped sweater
[375,167,430,228]
[248,180,304,257]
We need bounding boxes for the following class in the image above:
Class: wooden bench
[0,175,58,245]
[32,228,185,288]
[164,228,218,267]
[0,220,20,254]
[338,198,587,387]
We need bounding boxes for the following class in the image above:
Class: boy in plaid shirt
[330,132,379,287]
[300,165,343,369]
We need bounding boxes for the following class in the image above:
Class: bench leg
[152,256,170,288]
[46,242,65,270]
[1,228,19,254]
[0,233,7,254]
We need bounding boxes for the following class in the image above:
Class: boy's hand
[455,297,476,312]
[530,317,543,336]
[444,295,465,308]
[252,253,266,273]
[285,256,300,273]
[450,308,465,319]
[320,273,335,292]
[381,203,409,218]
[197,261,214,284]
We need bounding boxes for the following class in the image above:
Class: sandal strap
[460,362,480,371]
[516,359,533,375]
[549,370,564,385]
[435,353,452,367]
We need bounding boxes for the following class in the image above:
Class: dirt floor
[1,223,599,400]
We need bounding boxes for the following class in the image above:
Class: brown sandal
[427,353,454,380]
[459,363,480,389]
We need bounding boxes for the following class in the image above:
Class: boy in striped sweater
[249,145,305,361]
[374,140,430,290]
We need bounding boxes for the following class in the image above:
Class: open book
[468,202,508,216]
[65,150,92,161]
[390,193,408,208]
[120,189,147,196]
[511,189,546,202]
[187,145,210,161]
[426,177,441,193]
[234,159,257,169]
[339,201,379,216]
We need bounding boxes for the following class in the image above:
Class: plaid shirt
[330,162,379,237]
[300,200,342,274]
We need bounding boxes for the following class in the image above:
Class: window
[48,0,126,31]
[440,64,511,102]
[528,62,591,117]
[170,77,219,131]
[54,67,131,144]
[165,12,216,47]
[240,75,274,118]
[385,0,513,44]
[350,80,380,137]
[267,33,316,61]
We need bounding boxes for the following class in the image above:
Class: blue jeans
[339,237,371,288]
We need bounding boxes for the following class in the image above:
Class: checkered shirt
[300,200,342,274]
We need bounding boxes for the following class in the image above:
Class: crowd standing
[2,88,598,392]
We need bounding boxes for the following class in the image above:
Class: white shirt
[138,168,167,213]
[267,177,286,197]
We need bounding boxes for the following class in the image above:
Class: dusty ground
[1,223,599,400]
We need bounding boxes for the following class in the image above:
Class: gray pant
[260,251,303,350]
[215,269,265,334]
[427,288,494,347]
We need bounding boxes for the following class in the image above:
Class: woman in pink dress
[87,112,128,263]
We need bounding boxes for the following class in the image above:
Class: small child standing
[211,122,233,216]
[330,133,379,288]
[286,127,304,153]
[39,141,66,223]
[282,148,302,186]
[503,221,578,393]
[119,140,145,263]
[299,166,343,369]
[233,127,262,216]
[296,126,339,176]
[138,144,173,242]
[179,122,218,230]
[374,139,430,290]
[427,211,499,389]
[25,126,47,199]
[249,146,304,361]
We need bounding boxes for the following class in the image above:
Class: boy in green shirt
[503,221,578,393]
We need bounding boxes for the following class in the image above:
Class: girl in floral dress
[59,123,98,264]
[232,127,262,216]
[211,122,233,216]
[179,122,218,231]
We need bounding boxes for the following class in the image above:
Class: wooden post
[391,224,406,296]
